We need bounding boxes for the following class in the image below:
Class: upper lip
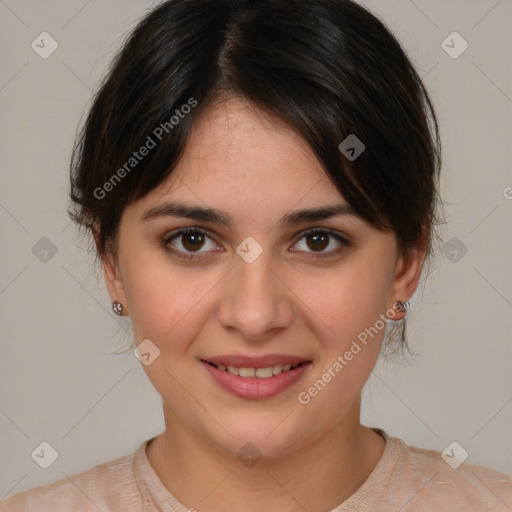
[202,354,311,368]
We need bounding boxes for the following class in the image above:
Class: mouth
[203,360,307,379]
[200,355,312,399]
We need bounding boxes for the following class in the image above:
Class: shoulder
[386,434,512,511]
[0,448,141,512]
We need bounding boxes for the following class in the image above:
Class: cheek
[291,257,391,344]
[121,264,218,410]
[294,256,392,413]
[292,271,387,432]
[124,265,211,343]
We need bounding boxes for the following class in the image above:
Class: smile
[201,355,312,399]
[207,362,304,379]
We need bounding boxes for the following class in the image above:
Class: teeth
[215,363,301,378]
[227,365,239,376]
[255,367,273,378]
[272,365,283,375]
[239,367,256,378]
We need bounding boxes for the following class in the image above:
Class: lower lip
[201,361,312,399]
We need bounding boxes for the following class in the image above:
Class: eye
[162,227,349,261]
[162,227,221,260]
[291,229,349,259]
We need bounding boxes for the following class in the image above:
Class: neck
[146,400,385,512]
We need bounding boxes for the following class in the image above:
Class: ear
[389,240,428,318]
[94,226,129,315]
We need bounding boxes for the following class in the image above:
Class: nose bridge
[236,248,276,300]
[217,242,294,339]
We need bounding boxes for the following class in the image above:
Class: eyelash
[161,227,350,261]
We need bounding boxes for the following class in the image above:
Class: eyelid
[292,227,349,246]
[162,226,222,258]
[289,228,350,259]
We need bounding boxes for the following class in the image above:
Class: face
[103,97,423,458]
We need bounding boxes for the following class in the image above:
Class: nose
[216,248,295,342]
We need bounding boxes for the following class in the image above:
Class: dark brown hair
[68,0,442,348]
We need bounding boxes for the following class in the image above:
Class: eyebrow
[141,201,357,228]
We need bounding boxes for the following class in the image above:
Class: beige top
[1,429,511,511]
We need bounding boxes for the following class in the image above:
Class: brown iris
[181,231,206,252]
[306,232,329,252]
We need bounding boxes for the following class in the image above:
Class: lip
[201,356,312,400]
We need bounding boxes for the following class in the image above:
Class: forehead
[143,97,344,211]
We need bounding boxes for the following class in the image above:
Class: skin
[102,96,426,511]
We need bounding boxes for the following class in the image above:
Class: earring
[394,300,410,313]
[112,301,124,316]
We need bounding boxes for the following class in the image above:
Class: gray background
[0,0,511,498]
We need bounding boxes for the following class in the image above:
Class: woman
[2,0,511,510]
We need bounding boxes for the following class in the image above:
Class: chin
[202,411,316,461]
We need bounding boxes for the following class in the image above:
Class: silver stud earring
[394,300,410,313]
[112,301,124,316]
